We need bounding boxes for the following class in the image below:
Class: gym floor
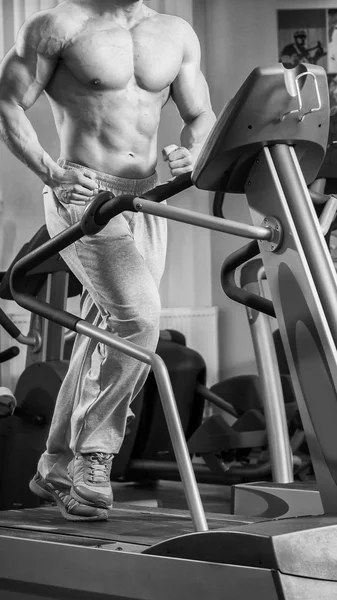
[111,480,232,514]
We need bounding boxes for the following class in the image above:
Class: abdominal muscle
[46,76,169,179]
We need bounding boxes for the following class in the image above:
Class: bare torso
[45,3,184,178]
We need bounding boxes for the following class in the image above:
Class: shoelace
[88,453,113,484]
[54,488,82,512]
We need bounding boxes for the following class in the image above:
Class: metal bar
[309,178,326,196]
[319,195,337,237]
[221,240,276,317]
[271,144,337,347]
[16,333,37,347]
[76,321,208,533]
[64,330,77,343]
[296,71,322,121]
[133,198,272,241]
[76,321,152,365]
[195,382,238,418]
[151,355,208,532]
[43,272,69,361]
[254,267,293,482]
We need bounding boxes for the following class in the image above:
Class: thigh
[45,188,159,319]
[130,212,168,289]
[75,227,160,321]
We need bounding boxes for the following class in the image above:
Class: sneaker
[29,472,108,522]
[69,452,113,509]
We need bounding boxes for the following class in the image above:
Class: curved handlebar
[91,172,193,229]
[0,346,20,364]
[141,172,193,202]
[221,241,276,317]
[9,173,193,324]
[0,305,21,338]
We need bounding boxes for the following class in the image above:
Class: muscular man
[0,0,216,521]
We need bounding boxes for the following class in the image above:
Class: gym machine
[230,117,337,521]
[0,271,20,407]
[0,229,293,503]
[231,256,324,519]
[1,61,337,599]
[0,236,281,508]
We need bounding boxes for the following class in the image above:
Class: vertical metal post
[152,355,209,532]
[271,144,337,346]
[242,261,293,483]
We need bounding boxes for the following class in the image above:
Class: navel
[90,78,101,87]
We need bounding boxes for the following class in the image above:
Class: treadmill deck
[0,503,258,551]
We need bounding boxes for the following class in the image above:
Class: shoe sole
[71,486,113,510]
[29,478,108,522]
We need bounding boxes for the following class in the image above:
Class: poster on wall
[277,9,329,70]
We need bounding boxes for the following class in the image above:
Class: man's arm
[167,19,216,176]
[0,11,97,202]
[0,11,66,184]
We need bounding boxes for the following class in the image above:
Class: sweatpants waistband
[57,159,158,196]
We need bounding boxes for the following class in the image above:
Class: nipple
[91,78,101,87]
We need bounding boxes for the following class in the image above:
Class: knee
[107,290,161,341]
[132,292,161,337]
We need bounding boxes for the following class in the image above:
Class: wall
[152,0,213,309]
[197,0,279,380]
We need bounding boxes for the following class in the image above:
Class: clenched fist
[162,144,194,177]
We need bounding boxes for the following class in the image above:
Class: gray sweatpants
[38,161,167,488]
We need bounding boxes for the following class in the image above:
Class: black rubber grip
[0,346,20,364]
[141,172,193,202]
[92,194,136,228]
[10,223,83,296]
[0,306,21,338]
[213,191,225,218]
[221,240,276,318]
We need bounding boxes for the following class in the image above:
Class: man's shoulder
[151,13,194,32]
[16,3,84,56]
[149,13,198,48]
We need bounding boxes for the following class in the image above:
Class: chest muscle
[61,24,182,92]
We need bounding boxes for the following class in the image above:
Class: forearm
[0,100,63,185]
[180,109,216,163]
